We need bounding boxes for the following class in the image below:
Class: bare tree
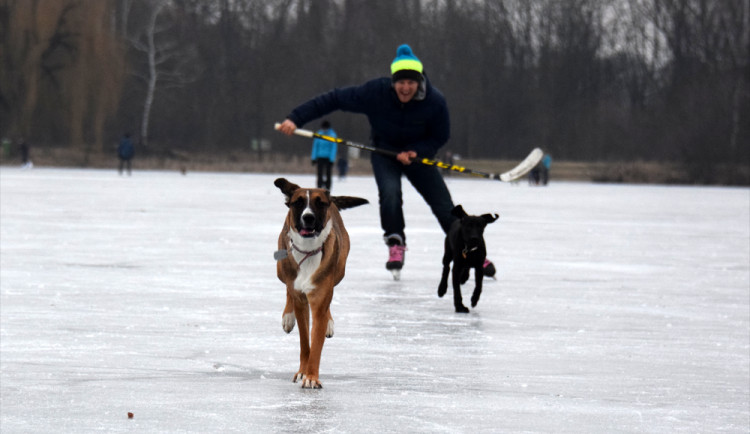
[128,0,199,148]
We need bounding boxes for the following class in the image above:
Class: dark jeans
[371,152,456,243]
[119,158,132,175]
[316,158,332,189]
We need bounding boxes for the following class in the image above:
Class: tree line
[1,0,748,183]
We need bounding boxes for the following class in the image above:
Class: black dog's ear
[482,213,499,224]
[451,205,468,218]
[274,178,300,205]
[331,196,369,210]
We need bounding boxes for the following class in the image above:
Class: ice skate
[385,235,406,280]
[483,258,497,278]
[390,268,401,281]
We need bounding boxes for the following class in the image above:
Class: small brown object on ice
[127,412,134,419]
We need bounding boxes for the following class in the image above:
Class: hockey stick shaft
[274,123,543,182]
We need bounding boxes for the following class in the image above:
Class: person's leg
[404,164,456,234]
[405,163,497,277]
[372,153,408,276]
[316,158,326,188]
[324,161,332,190]
[371,153,406,241]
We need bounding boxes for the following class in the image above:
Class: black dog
[437,205,499,313]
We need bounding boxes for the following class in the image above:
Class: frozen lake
[1,167,748,433]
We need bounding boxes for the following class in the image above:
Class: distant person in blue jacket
[117,133,135,176]
[540,154,552,185]
[311,120,337,190]
[278,44,496,278]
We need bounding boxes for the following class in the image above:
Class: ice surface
[1,168,748,433]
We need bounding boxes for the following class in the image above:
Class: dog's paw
[455,304,470,314]
[292,372,305,383]
[326,318,334,338]
[282,313,296,333]
[301,378,322,389]
[437,284,447,298]
[471,293,481,307]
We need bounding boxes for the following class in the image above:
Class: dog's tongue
[299,228,314,236]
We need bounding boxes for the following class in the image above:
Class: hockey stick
[274,123,543,182]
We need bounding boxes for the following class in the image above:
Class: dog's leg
[291,291,310,383]
[300,288,333,389]
[282,291,296,333]
[460,267,470,284]
[470,265,484,308]
[325,309,334,338]
[437,243,452,298]
[452,266,469,313]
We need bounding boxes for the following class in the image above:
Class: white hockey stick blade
[499,148,544,182]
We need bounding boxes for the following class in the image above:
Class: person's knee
[378,188,403,209]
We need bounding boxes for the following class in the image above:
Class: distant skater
[540,154,552,186]
[19,138,32,169]
[311,120,337,190]
[337,152,349,180]
[529,165,540,185]
[117,133,135,176]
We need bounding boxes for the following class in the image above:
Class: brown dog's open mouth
[299,228,317,237]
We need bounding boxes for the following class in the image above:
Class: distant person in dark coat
[19,138,32,169]
[337,154,349,180]
[529,165,540,185]
[117,133,135,176]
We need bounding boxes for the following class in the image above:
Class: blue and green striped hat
[391,44,424,82]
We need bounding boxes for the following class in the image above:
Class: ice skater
[19,138,32,169]
[311,120,337,190]
[117,133,135,176]
[277,44,496,280]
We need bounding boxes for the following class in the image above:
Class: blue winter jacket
[287,77,450,159]
[311,128,337,162]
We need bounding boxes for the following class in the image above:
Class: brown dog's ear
[274,178,301,198]
[274,178,301,207]
[331,196,369,210]
[451,205,468,218]
[482,213,499,224]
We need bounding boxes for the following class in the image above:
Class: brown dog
[274,178,368,388]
